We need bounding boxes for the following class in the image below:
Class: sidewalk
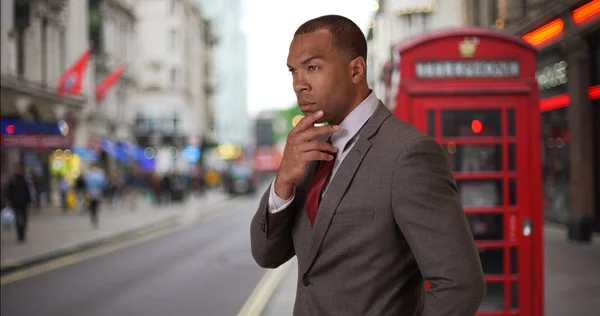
[0,189,230,273]
[262,225,600,316]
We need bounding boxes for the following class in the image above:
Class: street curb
[0,191,236,276]
[544,221,600,242]
[0,214,181,276]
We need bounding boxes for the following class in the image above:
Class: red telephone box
[393,29,544,316]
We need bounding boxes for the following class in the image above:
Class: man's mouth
[299,102,316,112]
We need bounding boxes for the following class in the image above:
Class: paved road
[1,193,265,316]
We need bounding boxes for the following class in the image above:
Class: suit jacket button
[302,277,310,286]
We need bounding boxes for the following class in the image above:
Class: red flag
[57,47,91,96]
[95,65,125,103]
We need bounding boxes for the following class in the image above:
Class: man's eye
[288,68,295,74]
[308,66,319,71]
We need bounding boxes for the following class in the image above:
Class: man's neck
[333,88,371,125]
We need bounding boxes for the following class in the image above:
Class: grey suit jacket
[250,103,485,316]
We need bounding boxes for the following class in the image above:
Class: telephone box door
[413,96,535,316]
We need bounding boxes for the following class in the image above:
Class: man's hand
[274,110,339,199]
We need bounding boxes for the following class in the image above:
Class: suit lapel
[301,102,391,276]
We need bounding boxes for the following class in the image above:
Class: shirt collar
[331,91,379,152]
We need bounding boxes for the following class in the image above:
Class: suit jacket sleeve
[392,137,486,316]
[250,183,297,269]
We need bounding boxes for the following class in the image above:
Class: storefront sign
[536,52,568,99]
[415,60,520,78]
[536,60,568,91]
[1,118,68,136]
[1,135,72,148]
[387,0,437,15]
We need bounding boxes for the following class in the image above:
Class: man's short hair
[294,15,368,62]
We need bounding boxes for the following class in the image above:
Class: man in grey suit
[250,15,485,316]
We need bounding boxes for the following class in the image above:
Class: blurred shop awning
[100,138,129,163]
[71,146,100,162]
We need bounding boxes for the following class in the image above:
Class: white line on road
[237,258,295,316]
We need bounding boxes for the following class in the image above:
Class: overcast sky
[242,0,377,117]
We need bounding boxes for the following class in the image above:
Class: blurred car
[224,163,258,195]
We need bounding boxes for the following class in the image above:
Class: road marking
[0,222,181,285]
[237,258,295,316]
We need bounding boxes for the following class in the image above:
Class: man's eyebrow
[300,55,324,64]
[287,55,325,69]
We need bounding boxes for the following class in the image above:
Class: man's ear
[349,57,367,84]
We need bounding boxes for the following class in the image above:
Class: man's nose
[293,74,309,93]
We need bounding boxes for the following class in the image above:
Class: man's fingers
[297,124,340,143]
[298,140,338,154]
[303,151,335,163]
[290,110,324,135]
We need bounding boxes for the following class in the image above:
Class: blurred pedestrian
[85,164,106,228]
[250,15,484,316]
[31,171,42,210]
[7,163,32,243]
[123,170,140,211]
[160,173,172,206]
[75,174,87,212]
[58,175,70,213]
[109,171,124,210]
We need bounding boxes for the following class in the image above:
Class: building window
[473,0,481,27]
[89,0,103,54]
[170,30,177,52]
[170,0,177,15]
[41,17,48,83]
[170,68,178,86]
[489,0,499,28]
[520,0,528,18]
[542,107,571,224]
[59,27,66,72]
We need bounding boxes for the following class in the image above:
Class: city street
[1,186,600,316]
[1,192,265,316]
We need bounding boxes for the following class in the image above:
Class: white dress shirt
[268,91,380,213]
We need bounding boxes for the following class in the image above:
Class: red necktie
[305,138,336,227]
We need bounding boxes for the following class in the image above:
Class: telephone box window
[510,247,518,274]
[507,109,516,136]
[511,282,519,309]
[446,144,503,172]
[509,144,517,171]
[442,110,502,137]
[458,180,503,207]
[480,282,505,311]
[478,248,504,275]
[427,110,435,136]
[467,214,504,240]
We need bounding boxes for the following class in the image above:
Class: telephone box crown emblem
[459,37,478,58]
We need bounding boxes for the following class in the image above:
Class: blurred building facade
[196,0,249,147]
[1,0,89,207]
[82,0,138,173]
[367,0,464,108]
[466,0,600,238]
[134,0,214,174]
